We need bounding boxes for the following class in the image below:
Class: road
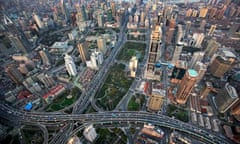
[0,104,230,144]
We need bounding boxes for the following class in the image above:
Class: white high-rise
[64,54,77,76]
[83,125,97,143]
[189,52,205,68]
[193,33,205,48]
[129,56,138,77]
[86,50,103,70]
[33,12,43,29]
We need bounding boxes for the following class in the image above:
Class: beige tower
[77,41,90,64]
[176,69,198,105]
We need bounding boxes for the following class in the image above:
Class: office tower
[37,73,55,88]
[231,100,240,115]
[185,21,191,36]
[192,10,198,17]
[5,64,24,85]
[147,82,165,112]
[199,7,208,18]
[204,38,219,57]
[210,50,236,78]
[185,9,192,17]
[215,83,238,113]
[166,28,174,44]
[228,23,240,37]
[129,56,138,78]
[200,82,213,99]
[77,41,90,64]
[176,69,198,105]
[83,125,97,143]
[144,24,162,80]
[134,14,139,23]
[209,7,217,18]
[140,11,145,24]
[39,49,51,66]
[208,24,217,36]
[60,0,70,22]
[194,61,207,83]
[169,18,176,29]
[97,13,104,27]
[217,5,227,19]
[18,64,29,74]
[97,36,106,54]
[199,19,206,31]
[176,24,184,44]
[8,34,28,54]
[171,45,183,65]
[229,7,236,17]
[110,2,116,17]
[76,5,87,31]
[193,33,205,48]
[189,52,204,68]
[32,12,43,29]
[64,54,77,76]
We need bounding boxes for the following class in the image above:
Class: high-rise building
[64,54,77,76]
[215,83,238,113]
[199,7,208,18]
[185,21,191,36]
[76,6,87,31]
[186,9,192,17]
[228,23,240,37]
[200,82,213,99]
[97,13,104,27]
[166,28,175,44]
[8,34,28,54]
[97,36,107,54]
[171,45,183,65]
[189,52,204,68]
[199,19,206,30]
[194,61,207,83]
[147,82,165,112]
[5,64,24,85]
[37,73,55,88]
[193,33,205,48]
[192,10,198,17]
[77,41,90,64]
[208,24,217,36]
[210,50,236,78]
[204,38,219,57]
[231,100,240,116]
[176,24,184,44]
[144,24,162,80]
[83,125,97,143]
[176,69,198,105]
[110,2,116,17]
[129,56,138,78]
[39,49,51,66]
[32,12,43,29]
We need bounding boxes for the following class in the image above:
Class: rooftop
[188,69,198,77]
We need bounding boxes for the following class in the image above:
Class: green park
[96,63,133,110]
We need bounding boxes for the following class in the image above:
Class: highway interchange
[0,8,232,144]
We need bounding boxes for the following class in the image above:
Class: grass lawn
[46,87,81,112]
[128,94,145,111]
[167,104,189,122]
[96,63,133,110]
[117,42,146,62]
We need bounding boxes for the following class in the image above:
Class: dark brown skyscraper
[176,69,198,105]
[5,64,24,85]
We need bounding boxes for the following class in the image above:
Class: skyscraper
[5,64,24,85]
[97,36,107,54]
[208,24,217,36]
[129,56,138,78]
[39,49,51,66]
[64,54,77,76]
[189,52,204,68]
[215,83,238,113]
[210,50,236,78]
[193,33,205,48]
[200,82,213,99]
[185,21,191,36]
[77,41,90,64]
[171,45,183,65]
[83,125,97,143]
[204,38,219,57]
[194,61,207,83]
[199,19,206,31]
[176,24,184,44]
[144,24,162,80]
[32,12,43,29]
[176,69,198,105]
[147,82,165,112]
[8,34,29,54]
[97,13,104,27]
[199,7,208,18]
